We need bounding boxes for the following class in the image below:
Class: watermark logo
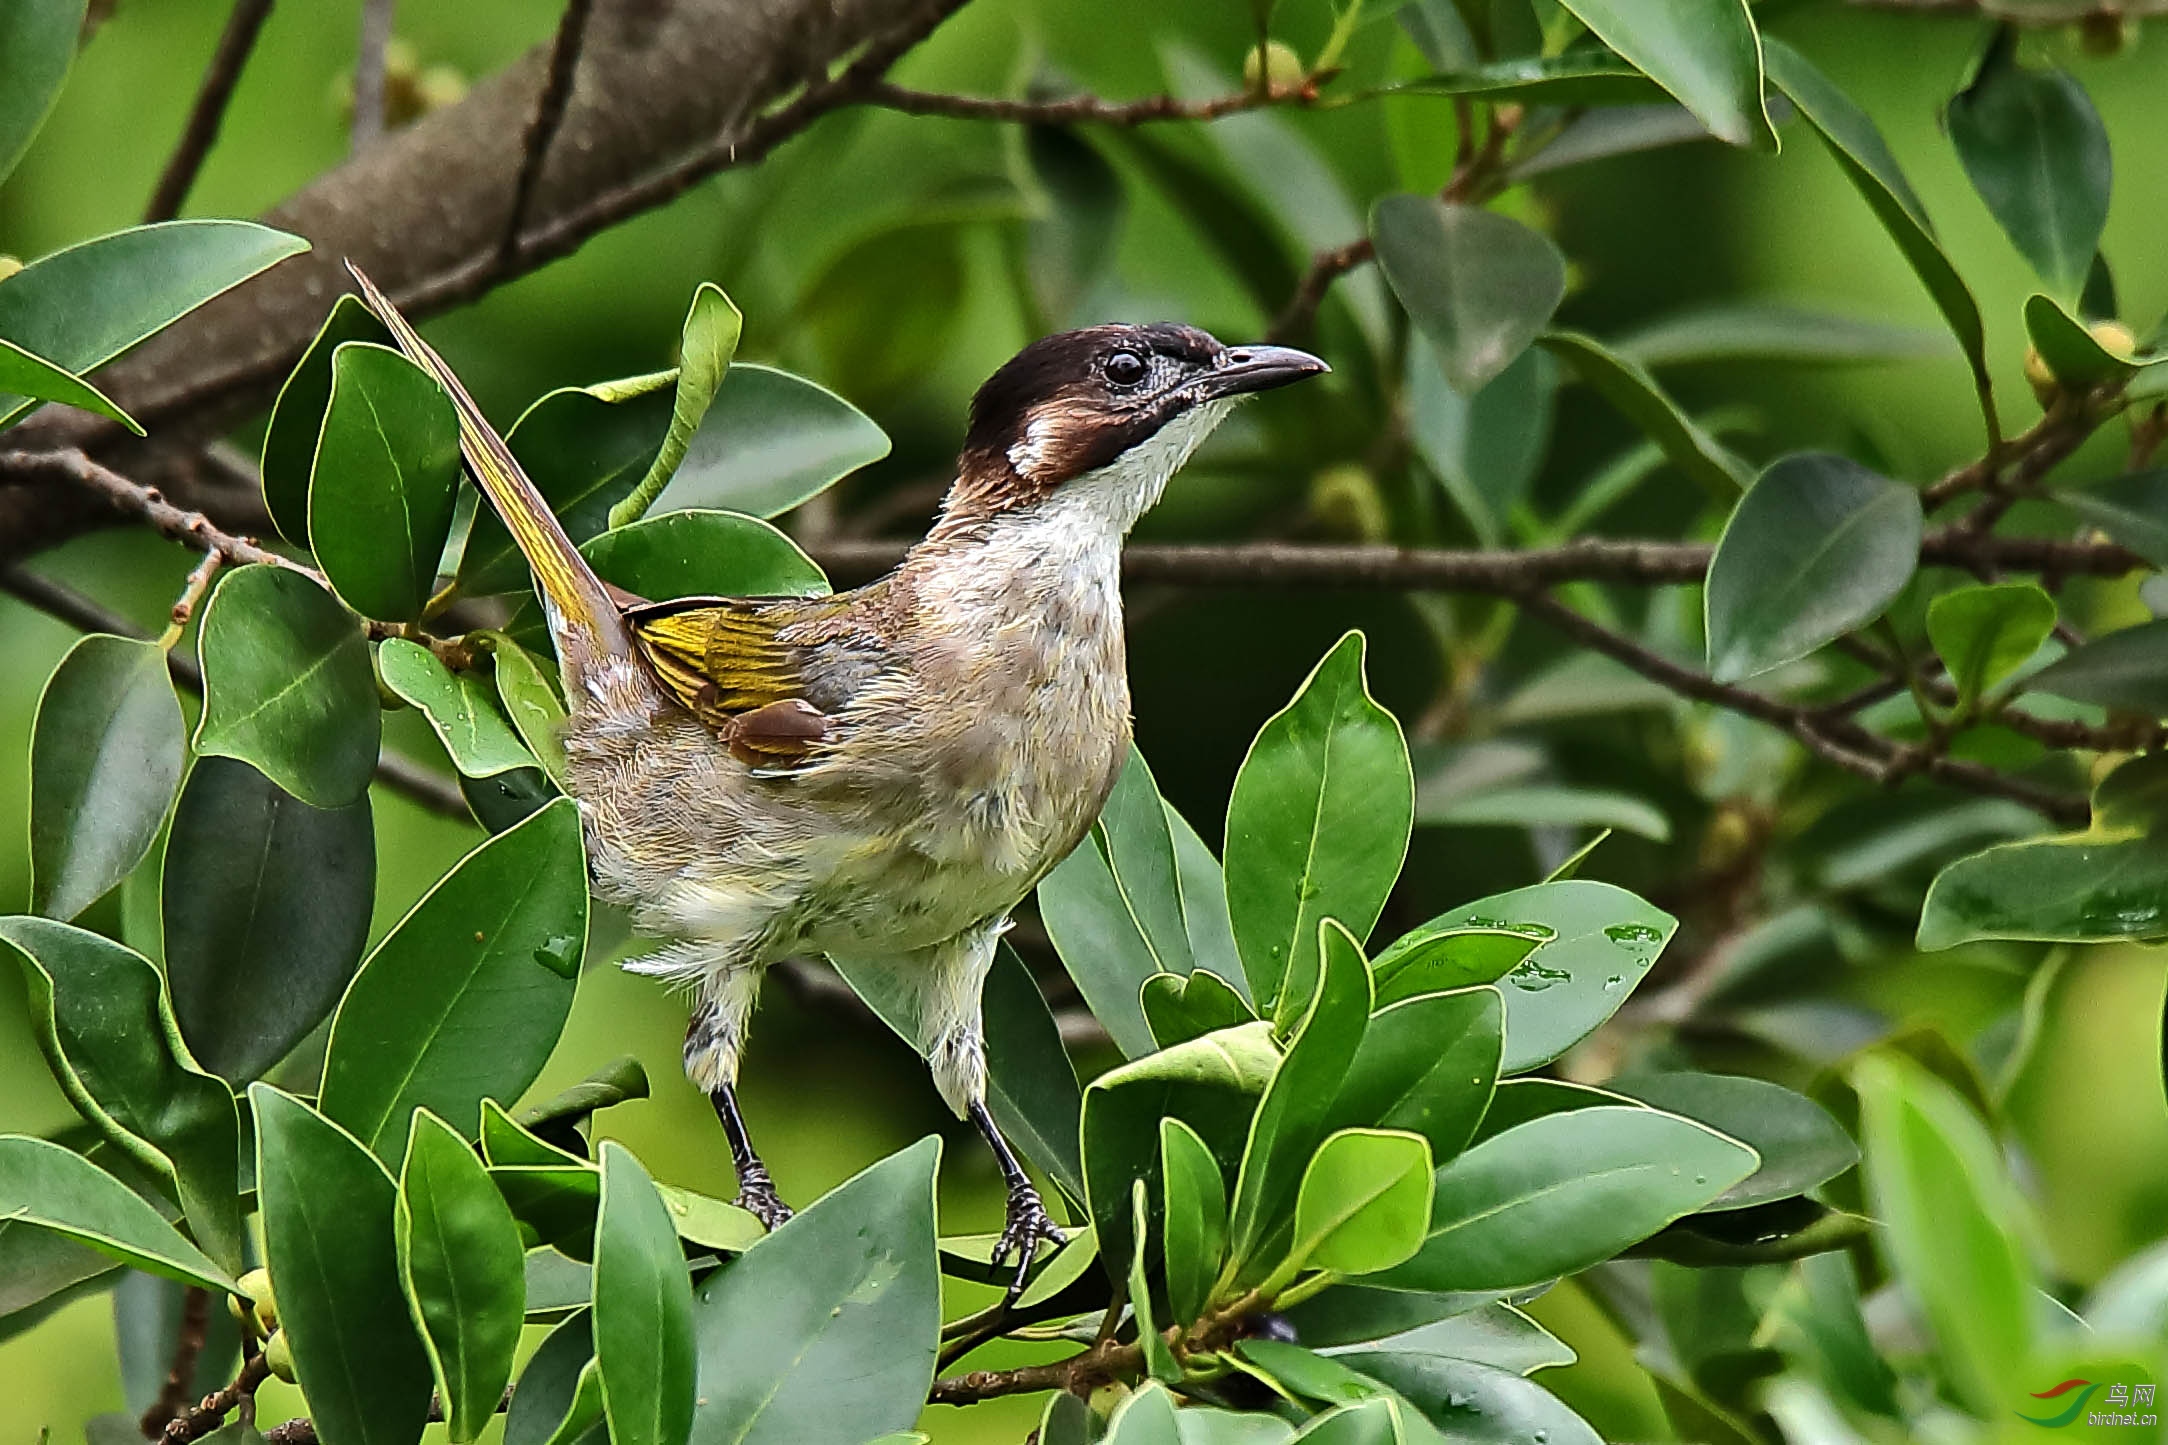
[2019,1379,2157,1429]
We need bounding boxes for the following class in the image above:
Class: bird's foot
[733,1168,794,1232]
[989,1181,1067,1300]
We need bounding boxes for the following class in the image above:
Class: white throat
[1011,396,1236,542]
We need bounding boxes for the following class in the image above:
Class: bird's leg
[968,1097,1067,1298]
[684,978,791,1229]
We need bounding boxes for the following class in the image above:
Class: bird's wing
[626,595,855,769]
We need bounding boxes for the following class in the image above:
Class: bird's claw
[989,1182,1067,1300]
[734,1175,794,1232]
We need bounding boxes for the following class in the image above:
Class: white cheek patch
[1008,415,1062,479]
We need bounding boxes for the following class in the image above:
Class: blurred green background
[3,1,2166,1440]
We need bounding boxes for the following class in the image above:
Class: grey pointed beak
[1203,344,1330,398]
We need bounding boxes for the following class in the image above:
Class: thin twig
[351,0,394,156]
[143,0,277,222]
[163,550,224,645]
[160,1353,270,1445]
[499,0,594,268]
[862,79,1308,126]
[140,1287,213,1436]
[0,448,298,571]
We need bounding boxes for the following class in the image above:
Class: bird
[348,264,1326,1288]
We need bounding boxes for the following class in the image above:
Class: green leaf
[1607,1073,1857,1209]
[1406,337,1554,546]
[460,377,676,595]
[687,1139,939,1445]
[162,757,374,1083]
[1385,882,1672,1073]
[320,799,587,1160]
[1550,0,1773,149]
[1103,748,1196,979]
[1338,1355,1600,1443]
[0,0,80,186]
[1129,1180,1180,1383]
[1538,331,1749,494]
[2025,618,2168,714]
[1926,582,2056,711]
[1763,39,1992,435]
[1917,833,2168,948]
[1227,922,1372,1284]
[1169,803,1246,993]
[0,220,310,430]
[1372,1106,1758,1292]
[507,1314,596,1445]
[1144,969,1257,1050]
[396,1113,525,1443]
[1161,1117,1229,1322]
[2023,292,2134,389]
[484,1112,601,1259]
[610,284,743,528]
[593,1143,697,1445]
[0,336,141,432]
[0,917,245,1270]
[193,566,381,809]
[1283,1285,1506,1350]
[1854,1053,2036,1417]
[1226,632,1412,1012]
[1420,784,1669,843]
[1082,1022,1281,1282]
[516,1057,650,1140]
[492,637,569,785]
[1383,52,1660,105]
[1040,826,1167,1059]
[655,364,891,519]
[262,295,393,545]
[577,509,827,602]
[2059,469,2168,568]
[1947,38,2109,296]
[251,1085,434,1445]
[1372,197,1565,395]
[1369,926,1546,1011]
[1615,303,1944,369]
[29,634,184,919]
[983,944,1087,1206]
[1106,1381,1183,1445]
[1705,452,1923,682]
[1764,1252,1900,1419]
[1323,987,1501,1167]
[1469,1079,1623,1148]
[310,342,463,621]
[1291,1129,1434,1277]
[0,1136,231,1293]
[379,640,535,778]
[1237,1343,1382,1408]
[1351,1302,1576,1374]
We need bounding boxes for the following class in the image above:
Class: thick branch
[143,0,277,223]
[160,1353,270,1445]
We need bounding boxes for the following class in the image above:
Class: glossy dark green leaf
[1630,1198,1870,1266]
[1236,1340,1382,1407]
[593,1143,696,1445]
[1926,582,2055,711]
[0,336,141,431]
[252,1085,433,1445]
[1037,1392,1096,1445]
[2025,618,2168,715]
[655,363,891,520]
[1763,40,1991,431]
[1349,1301,1575,1374]
[1616,303,1943,369]
[610,283,742,528]
[161,757,374,1082]
[1041,826,1167,1059]
[1323,987,1501,1167]
[1291,1129,1434,1277]
[506,1312,594,1445]
[1468,1079,1624,1147]
[1161,1116,1228,1322]
[0,221,309,430]
[1284,1284,1503,1350]
[29,634,184,920]
[0,0,80,186]
[1373,197,1564,395]
[379,640,535,778]
[311,342,462,621]
[1384,52,1659,105]
[1228,922,1372,1284]
[2059,469,2168,568]
[483,1105,601,1260]
[1705,452,1923,682]
[1339,1355,1599,1443]
[984,943,1086,1206]
[0,917,244,1269]
[396,1112,525,1442]
[1917,832,2168,949]
[578,509,827,602]
[1226,632,1411,1012]
[262,295,394,545]
[320,799,587,1159]
[1082,1021,1281,1281]
[194,566,381,809]
[1608,1072,1857,1209]
[1538,331,1748,494]
[1144,969,1256,1050]
[1550,0,1772,148]
[0,1137,230,1293]
[1948,39,2109,295]
[516,1057,650,1140]
[2024,292,2134,388]
[1104,747,1195,977]
[1369,926,1546,1010]
[1854,1053,2036,1416]
[492,637,569,784]
[1168,803,1246,994]
[1129,1180,1179,1382]
[1373,1106,1757,1292]
[1105,1382,1184,1444]
[1509,103,1717,181]
[687,1139,939,1445]
[460,378,675,595]
[1406,338,1553,546]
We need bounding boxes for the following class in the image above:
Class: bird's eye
[1104,350,1147,386]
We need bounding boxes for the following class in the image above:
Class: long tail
[345,262,632,676]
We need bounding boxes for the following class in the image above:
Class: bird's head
[935,323,1326,537]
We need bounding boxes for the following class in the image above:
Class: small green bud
[263,1329,296,1384]
[1242,40,1306,94]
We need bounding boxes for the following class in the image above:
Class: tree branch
[0,448,300,572]
[159,1352,270,1445]
[499,0,595,268]
[139,1286,212,1437]
[143,0,277,223]
[351,0,395,155]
